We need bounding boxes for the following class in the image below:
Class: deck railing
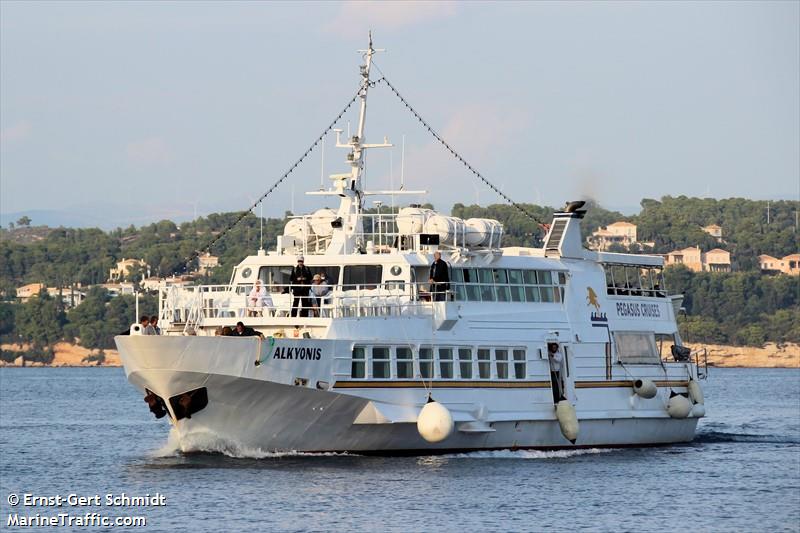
[159,282,449,327]
[284,212,503,255]
[693,347,709,380]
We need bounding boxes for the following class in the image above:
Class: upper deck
[157,210,676,342]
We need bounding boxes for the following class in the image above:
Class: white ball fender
[556,400,579,444]
[688,380,705,405]
[417,401,454,443]
[691,403,706,418]
[633,379,658,399]
[667,394,692,419]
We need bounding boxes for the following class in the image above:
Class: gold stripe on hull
[575,380,689,389]
[332,380,551,389]
[332,379,689,389]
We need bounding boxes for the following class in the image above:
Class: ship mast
[323,33,386,255]
[355,33,376,159]
[308,33,423,255]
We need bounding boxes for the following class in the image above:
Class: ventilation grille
[545,219,568,252]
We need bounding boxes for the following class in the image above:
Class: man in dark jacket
[429,251,450,301]
[290,255,313,317]
[231,321,263,338]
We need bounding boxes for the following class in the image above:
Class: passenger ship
[115,37,706,453]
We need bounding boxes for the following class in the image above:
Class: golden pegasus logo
[586,287,601,311]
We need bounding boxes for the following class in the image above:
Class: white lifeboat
[464,218,504,247]
[396,207,434,234]
[424,215,466,246]
[283,218,312,245]
[309,208,337,238]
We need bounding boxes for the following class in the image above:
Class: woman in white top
[247,280,271,316]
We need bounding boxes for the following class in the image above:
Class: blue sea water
[0,367,798,532]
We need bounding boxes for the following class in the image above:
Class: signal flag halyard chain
[185,69,548,270]
[370,65,548,230]
[181,85,365,271]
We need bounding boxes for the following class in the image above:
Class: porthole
[241,267,252,278]
[390,265,402,276]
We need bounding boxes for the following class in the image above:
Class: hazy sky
[1,1,798,227]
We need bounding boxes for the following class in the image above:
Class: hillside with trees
[0,196,797,360]
[633,196,798,269]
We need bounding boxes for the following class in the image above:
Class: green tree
[0,302,15,339]
[65,287,110,349]
[15,292,65,356]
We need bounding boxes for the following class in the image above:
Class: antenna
[390,149,395,213]
[320,136,325,189]
[259,201,264,251]
[400,134,406,189]
[767,200,771,225]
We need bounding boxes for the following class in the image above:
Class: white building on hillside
[587,221,638,251]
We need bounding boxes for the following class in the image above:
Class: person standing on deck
[548,342,565,403]
[429,251,450,302]
[310,274,331,317]
[141,315,156,335]
[290,255,313,317]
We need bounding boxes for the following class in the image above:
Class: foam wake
[149,428,349,459]
[442,448,615,459]
[694,430,799,445]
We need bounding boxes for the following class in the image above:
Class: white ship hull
[117,336,700,453]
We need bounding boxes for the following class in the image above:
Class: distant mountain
[0,205,199,231]
[1,210,113,230]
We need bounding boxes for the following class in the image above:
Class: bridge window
[508,269,525,301]
[463,268,481,301]
[396,346,413,378]
[343,265,383,288]
[258,265,340,291]
[351,346,365,379]
[451,268,465,300]
[458,348,473,379]
[477,269,496,301]
[452,268,567,304]
[372,346,390,378]
[419,347,433,379]
[494,269,511,302]
[438,348,454,379]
